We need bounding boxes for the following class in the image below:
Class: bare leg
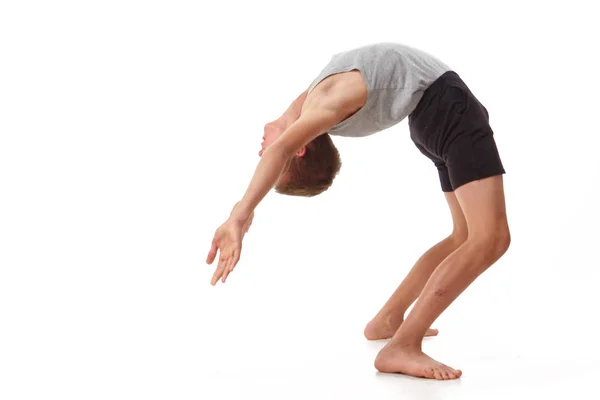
[364,193,468,340]
[374,175,511,380]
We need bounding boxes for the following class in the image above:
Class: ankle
[388,340,422,352]
[388,326,424,349]
[379,309,405,326]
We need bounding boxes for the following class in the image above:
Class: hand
[206,206,254,285]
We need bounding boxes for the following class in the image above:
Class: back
[308,43,451,137]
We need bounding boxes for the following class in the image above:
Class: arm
[274,88,309,130]
[207,83,366,285]
[232,106,341,221]
[206,108,342,285]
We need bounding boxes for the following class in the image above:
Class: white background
[1,0,599,399]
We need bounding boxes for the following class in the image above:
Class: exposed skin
[364,192,469,341]
[373,175,510,380]
[207,71,367,284]
[206,70,511,380]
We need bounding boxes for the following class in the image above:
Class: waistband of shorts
[411,70,460,118]
[428,70,460,93]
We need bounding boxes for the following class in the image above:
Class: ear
[296,146,306,157]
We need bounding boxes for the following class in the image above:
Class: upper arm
[272,73,367,157]
[272,105,342,157]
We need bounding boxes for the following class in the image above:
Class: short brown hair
[274,133,341,197]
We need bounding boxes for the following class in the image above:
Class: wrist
[230,201,253,222]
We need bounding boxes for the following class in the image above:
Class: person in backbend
[206,42,511,380]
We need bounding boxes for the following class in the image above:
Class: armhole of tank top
[308,65,366,96]
[321,66,369,132]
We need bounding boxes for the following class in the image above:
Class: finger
[222,249,241,283]
[211,269,222,285]
[206,240,218,264]
[231,249,241,271]
[222,257,235,283]
[221,266,231,283]
[211,257,226,285]
[210,268,220,286]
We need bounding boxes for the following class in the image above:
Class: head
[260,121,342,197]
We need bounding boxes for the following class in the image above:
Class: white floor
[195,235,600,400]
[2,210,598,400]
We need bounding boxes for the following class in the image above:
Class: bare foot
[374,344,462,380]
[364,316,438,340]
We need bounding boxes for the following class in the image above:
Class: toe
[433,368,444,380]
[448,368,461,379]
[364,322,376,339]
[424,367,436,379]
[425,328,439,337]
[441,369,451,380]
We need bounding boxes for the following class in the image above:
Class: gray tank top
[308,43,451,137]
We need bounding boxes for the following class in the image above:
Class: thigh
[453,175,509,237]
[444,192,468,241]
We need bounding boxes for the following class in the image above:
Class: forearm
[231,146,291,221]
[232,101,339,221]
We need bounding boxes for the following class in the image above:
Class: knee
[470,226,511,262]
[449,229,468,246]
[497,228,511,255]
[494,226,511,256]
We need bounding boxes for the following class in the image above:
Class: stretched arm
[207,83,365,285]
[232,107,340,221]
[206,108,341,285]
[274,89,309,130]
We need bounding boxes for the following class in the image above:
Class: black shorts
[408,71,505,192]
